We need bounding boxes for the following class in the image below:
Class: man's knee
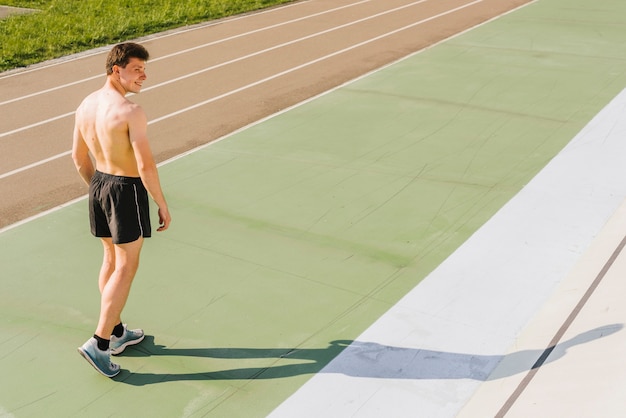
[113,239,143,275]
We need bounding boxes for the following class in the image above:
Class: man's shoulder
[123,98,143,111]
[121,99,146,121]
[76,90,98,111]
[75,94,98,123]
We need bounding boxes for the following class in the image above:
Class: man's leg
[95,237,143,340]
[98,238,116,293]
[97,238,122,326]
[78,238,144,377]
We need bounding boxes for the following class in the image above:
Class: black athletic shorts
[89,170,151,244]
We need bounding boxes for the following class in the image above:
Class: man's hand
[157,206,171,231]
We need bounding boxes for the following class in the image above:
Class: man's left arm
[129,106,171,231]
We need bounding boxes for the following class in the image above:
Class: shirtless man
[72,42,171,377]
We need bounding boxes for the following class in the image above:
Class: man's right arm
[71,112,95,186]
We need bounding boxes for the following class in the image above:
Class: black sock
[112,322,124,338]
[93,334,110,351]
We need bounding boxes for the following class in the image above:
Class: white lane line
[0,111,74,139]
[0,78,101,106]
[268,89,626,417]
[144,0,374,66]
[149,0,461,124]
[0,0,373,106]
[140,0,428,94]
[0,151,71,181]
[0,0,482,179]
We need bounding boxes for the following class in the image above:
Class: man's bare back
[75,87,143,177]
[74,56,150,179]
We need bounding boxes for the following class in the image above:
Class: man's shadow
[116,324,621,386]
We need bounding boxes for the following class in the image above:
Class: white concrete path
[270,90,626,417]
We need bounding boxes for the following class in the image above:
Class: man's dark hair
[105,43,150,75]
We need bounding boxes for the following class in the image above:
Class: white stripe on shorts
[132,184,144,237]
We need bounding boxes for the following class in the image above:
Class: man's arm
[128,106,171,231]
[71,115,95,186]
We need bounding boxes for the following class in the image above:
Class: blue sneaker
[77,337,120,377]
[110,324,144,355]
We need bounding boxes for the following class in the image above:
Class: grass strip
[0,0,295,72]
